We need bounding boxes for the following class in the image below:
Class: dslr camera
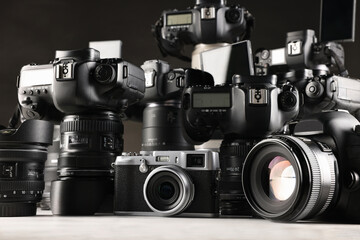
[114,150,219,217]
[182,74,299,215]
[242,110,360,222]
[126,59,214,152]
[153,0,254,61]
[17,48,145,215]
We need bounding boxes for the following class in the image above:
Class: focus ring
[0,181,44,192]
[61,119,123,133]
[284,136,322,221]
[220,140,254,157]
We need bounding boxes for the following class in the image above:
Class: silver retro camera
[114,150,219,217]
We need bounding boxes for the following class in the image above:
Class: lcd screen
[320,0,356,42]
[166,13,192,26]
[193,93,231,108]
[19,65,53,87]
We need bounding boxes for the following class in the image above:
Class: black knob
[94,64,116,84]
[305,81,324,99]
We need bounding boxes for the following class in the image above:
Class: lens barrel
[142,102,194,151]
[143,165,195,216]
[0,120,53,217]
[219,139,254,215]
[51,112,123,215]
[40,125,60,210]
[242,136,337,221]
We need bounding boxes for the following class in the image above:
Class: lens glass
[268,156,296,201]
[158,182,175,200]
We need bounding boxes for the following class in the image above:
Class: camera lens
[51,112,123,215]
[40,125,60,210]
[0,120,53,216]
[218,139,254,216]
[242,136,337,221]
[141,102,193,151]
[144,165,194,216]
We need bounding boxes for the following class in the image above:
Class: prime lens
[242,136,337,221]
[143,165,195,216]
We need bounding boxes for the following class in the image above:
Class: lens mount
[242,136,337,221]
[143,165,194,216]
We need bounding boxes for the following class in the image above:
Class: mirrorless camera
[17,48,145,215]
[242,110,360,222]
[114,150,219,217]
[153,0,254,61]
[182,74,299,215]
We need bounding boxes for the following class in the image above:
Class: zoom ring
[220,141,254,157]
[61,119,123,133]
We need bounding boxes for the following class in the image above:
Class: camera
[17,48,146,215]
[0,120,53,216]
[242,110,360,222]
[18,48,145,122]
[255,29,360,119]
[114,150,219,217]
[153,0,254,62]
[126,59,214,151]
[182,74,299,215]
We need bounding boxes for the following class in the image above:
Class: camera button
[36,90,41,94]
[29,90,33,95]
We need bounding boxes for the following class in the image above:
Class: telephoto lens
[51,112,123,215]
[0,120,53,217]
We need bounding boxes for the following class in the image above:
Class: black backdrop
[0,0,359,151]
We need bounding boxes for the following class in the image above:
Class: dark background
[0,0,359,152]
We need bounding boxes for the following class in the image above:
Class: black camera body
[126,59,214,152]
[18,48,145,122]
[242,111,360,222]
[153,0,253,61]
[114,150,219,217]
[182,75,299,143]
[141,60,186,103]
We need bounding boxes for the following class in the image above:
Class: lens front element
[268,156,296,201]
[144,165,194,216]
